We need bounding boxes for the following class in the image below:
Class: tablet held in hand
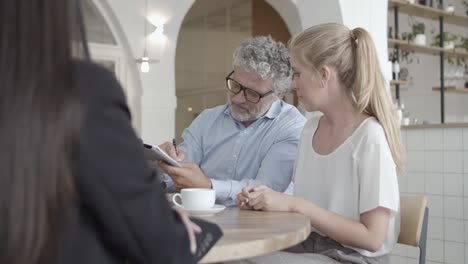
[143,143,183,168]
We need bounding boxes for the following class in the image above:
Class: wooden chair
[398,195,429,264]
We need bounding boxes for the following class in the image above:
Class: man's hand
[159,141,185,161]
[159,162,212,190]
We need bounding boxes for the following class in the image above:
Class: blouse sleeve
[356,136,400,215]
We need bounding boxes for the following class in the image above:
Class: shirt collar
[264,100,282,119]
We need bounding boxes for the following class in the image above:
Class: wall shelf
[388,0,468,26]
[401,123,468,129]
[388,39,468,59]
[390,80,409,86]
[432,86,468,94]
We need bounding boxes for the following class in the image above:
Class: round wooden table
[198,207,311,263]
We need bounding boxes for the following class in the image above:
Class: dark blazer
[58,61,195,264]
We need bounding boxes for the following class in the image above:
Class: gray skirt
[226,232,390,264]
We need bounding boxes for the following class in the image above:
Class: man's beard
[228,98,272,122]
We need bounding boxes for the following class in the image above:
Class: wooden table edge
[199,218,311,263]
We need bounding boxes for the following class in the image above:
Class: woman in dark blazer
[0,0,199,263]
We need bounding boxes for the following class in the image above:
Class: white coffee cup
[172,188,215,210]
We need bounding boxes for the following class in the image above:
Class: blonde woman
[235,23,405,264]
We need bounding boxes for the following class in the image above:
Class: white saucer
[175,204,226,216]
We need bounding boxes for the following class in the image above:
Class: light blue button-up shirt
[165,100,306,206]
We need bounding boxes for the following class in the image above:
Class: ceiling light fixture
[136,0,158,73]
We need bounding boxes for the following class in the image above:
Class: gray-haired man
[158,36,306,206]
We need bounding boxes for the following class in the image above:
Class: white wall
[339,0,391,81]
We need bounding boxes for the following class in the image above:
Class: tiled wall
[390,127,468,264]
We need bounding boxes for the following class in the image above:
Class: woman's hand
[236,186,255,210]
[174,208,202,254]
[237,185,294,212]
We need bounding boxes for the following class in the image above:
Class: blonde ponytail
[352,28,405,174]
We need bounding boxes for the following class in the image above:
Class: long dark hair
[0,0,87,263]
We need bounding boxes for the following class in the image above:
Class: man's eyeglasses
[225,71,273,104]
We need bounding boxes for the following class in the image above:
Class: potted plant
[400,49,420,64]
[445,57,466,67]
[445,3,455,12]
[455,35,468,52]
[454,36,467,69]
[461,36,468,51]
[411,21,426,45]
[399,33,420,64]
[432,32,458,49]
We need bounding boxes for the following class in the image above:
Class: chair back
[398,196,429,264]
[398,195,428,246]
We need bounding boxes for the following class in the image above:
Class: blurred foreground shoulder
[74,60,126,102]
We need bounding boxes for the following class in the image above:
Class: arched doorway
[83,0,124,86]
[174,0,299,141]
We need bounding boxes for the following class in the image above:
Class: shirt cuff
[211,179,232,201]
[162,173,176,193]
